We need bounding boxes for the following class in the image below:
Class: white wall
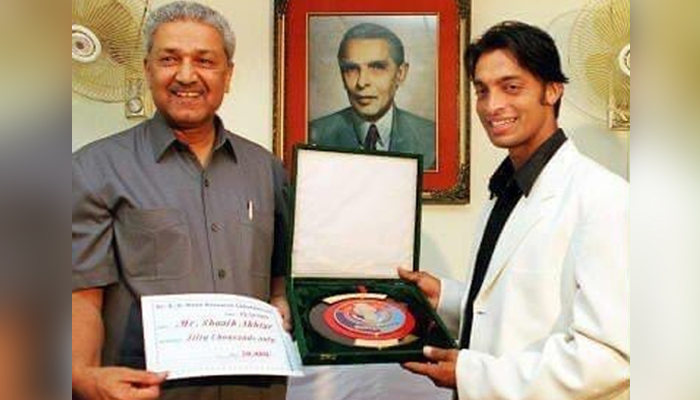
[71,0,629,282]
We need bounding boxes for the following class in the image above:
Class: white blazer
[438,142,629,400]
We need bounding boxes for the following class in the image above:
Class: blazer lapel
[338,108,364,148]
[479,195,544,295]
[476,142,576,301]
[458,198,495,335]
[389,108,414,152]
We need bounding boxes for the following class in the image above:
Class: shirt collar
[149,112,237,163]
[353,106,394,149]
[489,129,567,198]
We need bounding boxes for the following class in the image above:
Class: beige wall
[72,0,629,283]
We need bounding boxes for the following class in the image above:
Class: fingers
[403,350,458,389]
[83,367,166,400]
[398,268,440,309]
[281,317,292,332]
[120,368,168,385]
[122,369,166,400]
[397,267,421,283]
[423,346,458,363]
[402,361,436,376]
[129,384,162,400]
[270,296,293,332]
[398,267,437,286]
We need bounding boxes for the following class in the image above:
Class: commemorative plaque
[287,146,456,365]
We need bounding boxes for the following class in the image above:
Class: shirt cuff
[437,277,466,339]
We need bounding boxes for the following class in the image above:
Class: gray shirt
[72,112,289,399]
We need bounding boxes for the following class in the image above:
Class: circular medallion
[309,294,418,348]
[325,298,415,340]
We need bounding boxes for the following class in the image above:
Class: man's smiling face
[145,20,233,130]
[473,48,562,164]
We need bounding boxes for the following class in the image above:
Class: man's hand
[269,276,292,332]
[73,366,167,400]
[397,267,441,309]
[270,294,292,332]
[402,346,458,389]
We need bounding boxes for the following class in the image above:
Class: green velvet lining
[289,278,456,365]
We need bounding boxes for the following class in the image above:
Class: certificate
[141,293,303,379]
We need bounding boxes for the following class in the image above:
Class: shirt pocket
[234,197,275,289]
[236,196,274,236]
[116,208,192,281]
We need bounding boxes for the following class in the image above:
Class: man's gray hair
[143,1,236,63]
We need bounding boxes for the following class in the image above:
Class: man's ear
[396,62,409,85]
[224,62,235,93]
[143,57,153,89]
[544,81,564,106]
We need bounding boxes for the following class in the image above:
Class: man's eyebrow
[497,75,522,83]
[474,75,523,86]
[339,60,360,69]
[368,60,389,68]
[154,48,219,56]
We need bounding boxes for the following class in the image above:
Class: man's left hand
[270,295,292,332]
[270,276,292,332]
[402,346,458,388]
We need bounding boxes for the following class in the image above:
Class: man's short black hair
[337,22,405,66]
[466,21,569,116]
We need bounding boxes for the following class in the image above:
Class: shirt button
[204,178,210,187]
[211,222,221,232]
[217,269,227,279]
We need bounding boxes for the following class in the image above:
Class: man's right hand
[73,366,167,400]
[397,267,441,310]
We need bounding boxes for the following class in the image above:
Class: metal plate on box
[309,293,419,349]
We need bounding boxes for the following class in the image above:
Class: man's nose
[175,60,196,84]
[483,90,506,113]
[355,66,370,89]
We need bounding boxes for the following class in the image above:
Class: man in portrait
[309,22,436,170]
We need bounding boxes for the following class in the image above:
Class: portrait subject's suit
[309,107,436,169]
[437,141,630,400]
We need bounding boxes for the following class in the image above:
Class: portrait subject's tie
[364,123,379,151]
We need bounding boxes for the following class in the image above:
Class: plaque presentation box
[287,145,456,365]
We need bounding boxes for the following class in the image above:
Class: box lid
[290,146,422,279]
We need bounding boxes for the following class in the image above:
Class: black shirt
[459,129,567,348]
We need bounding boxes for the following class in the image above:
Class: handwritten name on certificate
[141,294,303,379]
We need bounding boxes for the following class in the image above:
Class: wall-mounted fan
[72,0,150,118]
[550,0,630,130]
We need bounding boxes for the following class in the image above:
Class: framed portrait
[273,0,471,204]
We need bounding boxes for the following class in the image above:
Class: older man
[72,2,289,399]
[309,22,436,170]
